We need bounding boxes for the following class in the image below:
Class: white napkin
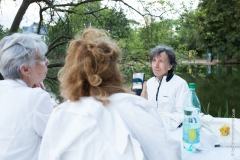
[198,123,220,150]
[197,113,220,150]
[233,151,240,160]
[159,112,183,131]
[199,113,214,122]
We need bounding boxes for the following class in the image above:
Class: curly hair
[58,28,126,105]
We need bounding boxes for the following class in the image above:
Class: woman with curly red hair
[38,28,181,160]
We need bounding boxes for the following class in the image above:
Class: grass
[202,100,229,118]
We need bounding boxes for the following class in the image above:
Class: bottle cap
[188,83,196,89]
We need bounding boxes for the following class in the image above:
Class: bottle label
[183,127,200,144]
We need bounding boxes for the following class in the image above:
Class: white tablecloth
[168,118,240,160]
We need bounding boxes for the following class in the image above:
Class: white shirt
[147,74,189,130]
[38,93,181,160]
[0,79,53,160]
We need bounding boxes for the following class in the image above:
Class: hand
[32,82,46,90]
[142,81,147,92]
[140,81,148,99]
[129,91,137,95]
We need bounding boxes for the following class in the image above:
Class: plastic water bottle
[182,83,201,152]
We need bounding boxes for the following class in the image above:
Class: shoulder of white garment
[41,95,147,158]
[53,93,162,135]
[158,75,188,90]
[170,74,187,84]
[171,75,189,93]
[29,87,53,108]
[55,93,159,115]
[1,79,53,103]
[4,79,53,97]
[40,93,181,160]
[146,76,157,83]
[64,93,163,131]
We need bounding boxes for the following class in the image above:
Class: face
[28,55,50,85]
[151,52,172,80]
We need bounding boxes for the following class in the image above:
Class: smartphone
[131,72,145,96]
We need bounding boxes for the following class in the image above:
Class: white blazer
[39,93,181,160]
[0,79,53,160]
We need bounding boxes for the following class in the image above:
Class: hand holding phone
[131,72,145,96]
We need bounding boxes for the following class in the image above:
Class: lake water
[47,63,240,118]
[176,64,240,118]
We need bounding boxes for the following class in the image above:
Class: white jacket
[146,74,189,130]
[38,93,181,160]
[0,79,53,160]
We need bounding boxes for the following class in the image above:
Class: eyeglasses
[34,56,48,63]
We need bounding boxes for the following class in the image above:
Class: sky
[0,0,39,29]
[0,0,199,29]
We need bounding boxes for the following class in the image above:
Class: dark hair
[149,45,177,71]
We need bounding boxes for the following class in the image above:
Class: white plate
[203,121,240,147]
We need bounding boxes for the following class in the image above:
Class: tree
[195,0,240,60]
[0,0,143,80]
[0,0,197,92]
[0,24,8,39]
[173,10,206,59]
[44,1,135,95]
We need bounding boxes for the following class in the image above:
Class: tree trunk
[10,0,31,33]
[0,73,3,80]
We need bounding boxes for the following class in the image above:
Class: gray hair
[0,33,48,79]
[149,45,177,71]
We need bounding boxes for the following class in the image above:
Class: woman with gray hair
[141,45,189,131]
[0,33,54,160]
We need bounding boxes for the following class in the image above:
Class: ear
[20,65,30,77]
[168,65,173,71]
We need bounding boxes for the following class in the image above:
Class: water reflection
[207,65,211,74]
[176,64,240,118]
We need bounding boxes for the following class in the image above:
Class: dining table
[168,118,240,160]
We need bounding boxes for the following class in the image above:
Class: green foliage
[217,101,229,118]
[0,25,9,80]
[202,102,210,115]
[66,2,132,40]
[202,101,229,118]
[120,18,189,81]
[45,1,135,97]
[224,100,229,118]
[0,25,9,39]
[118,27,151,81]
[176,10,206,58]
[179,64,240,118]
[194,0,240,60]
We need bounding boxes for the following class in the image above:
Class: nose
[45,59,50,66]
[154,61,159,68]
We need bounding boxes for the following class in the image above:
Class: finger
[39,82,46,90]
[32,83,39,88]
[130,91,136,95]
[142,81,147,90]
